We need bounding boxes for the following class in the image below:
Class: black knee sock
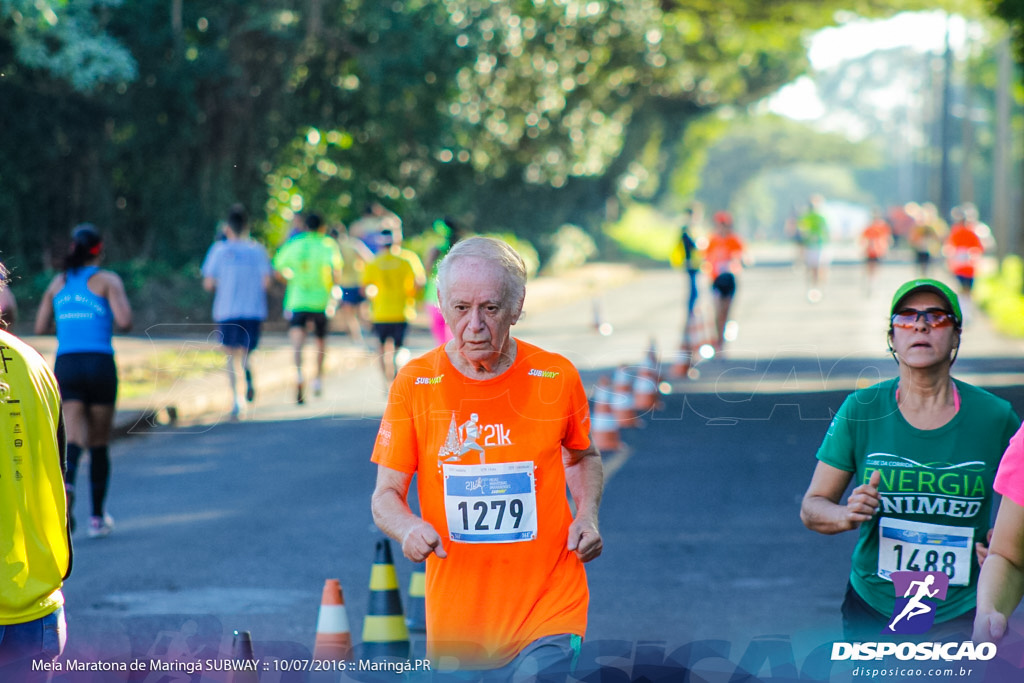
[89,445,110,518]
[66,443,83,488]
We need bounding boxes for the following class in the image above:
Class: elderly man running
[370,236,603,679]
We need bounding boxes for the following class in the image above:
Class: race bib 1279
[443,461,537,543]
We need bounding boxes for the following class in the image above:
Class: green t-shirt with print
[800,210,829,247]
[816,377,1019,623]
[273,232,342,313]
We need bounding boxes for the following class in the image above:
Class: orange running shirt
[945,225,984,278]
[371,340,592,668]
[703,234,745,280]
[861,221,892,259]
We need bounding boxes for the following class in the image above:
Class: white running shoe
[87,514,115,538]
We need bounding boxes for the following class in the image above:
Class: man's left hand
[567,515,602,562]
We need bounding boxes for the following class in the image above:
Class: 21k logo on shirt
[438,412,513,465]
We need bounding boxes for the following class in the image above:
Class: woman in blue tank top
[35,224,132,538]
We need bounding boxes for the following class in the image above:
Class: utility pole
[938,18,955,222]
[959,84,974,207]
[992,36,1013,268]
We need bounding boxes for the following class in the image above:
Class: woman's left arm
[974,497,1024,643]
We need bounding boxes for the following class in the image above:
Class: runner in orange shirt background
[703,211,747,351]
[944,204,986,324]
[370,236,603,678]
[859,209,893,296]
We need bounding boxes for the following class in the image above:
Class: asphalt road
[54,254,1024,682]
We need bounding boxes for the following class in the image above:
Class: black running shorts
[54,352,118,404]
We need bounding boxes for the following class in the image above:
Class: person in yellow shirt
[332,222,374,345]
[361,229,426,384]
[0,264,71,677]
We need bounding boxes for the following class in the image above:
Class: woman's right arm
[102,272,133,331]
[33,278,58,335]
[801,463,880,535]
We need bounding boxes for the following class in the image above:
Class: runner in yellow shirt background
[361,229,426,385]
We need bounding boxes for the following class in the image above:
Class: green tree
[1,0,136,91]
[0,0,1002,284]
[692,113,876,214]
[0,0,136,271]
[990,0,1024,62]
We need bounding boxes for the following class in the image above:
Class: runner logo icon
[884,571,949,635]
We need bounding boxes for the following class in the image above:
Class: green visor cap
[890,278,962,326]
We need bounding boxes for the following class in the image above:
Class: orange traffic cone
[689,304,716,359]
[669,343,693,378]
[314,579,353,661]
[362,539,410,661]
[645,337,661,379]
[592,298,613,336]
[672,306,714,378]
[633,357,660,413]
[591,376,621,452]
[227,630,259,683]
[406,563,426,633]
[612,365,639,429]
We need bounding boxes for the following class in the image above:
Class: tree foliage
[1,0,136,91]
[690,114,880,223]
[0,0,1005,286]
[990,0,1024,62]
[684,18,1023,239]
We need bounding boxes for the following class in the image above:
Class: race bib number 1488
[877,517,973,586]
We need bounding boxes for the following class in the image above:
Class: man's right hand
[402,520,447,562]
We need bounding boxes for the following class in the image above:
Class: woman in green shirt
[801,278,1019,640]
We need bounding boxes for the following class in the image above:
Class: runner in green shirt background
[273,213,343,404]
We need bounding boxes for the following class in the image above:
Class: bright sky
[768,11,972,121]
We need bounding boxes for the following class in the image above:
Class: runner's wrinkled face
[441,257,523,368]
[890,291,959,369]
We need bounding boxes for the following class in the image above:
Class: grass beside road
[118,349,224,400]
[976,256,1024,338]
[603,204,678,263]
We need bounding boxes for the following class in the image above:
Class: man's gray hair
[436,236,527,305]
